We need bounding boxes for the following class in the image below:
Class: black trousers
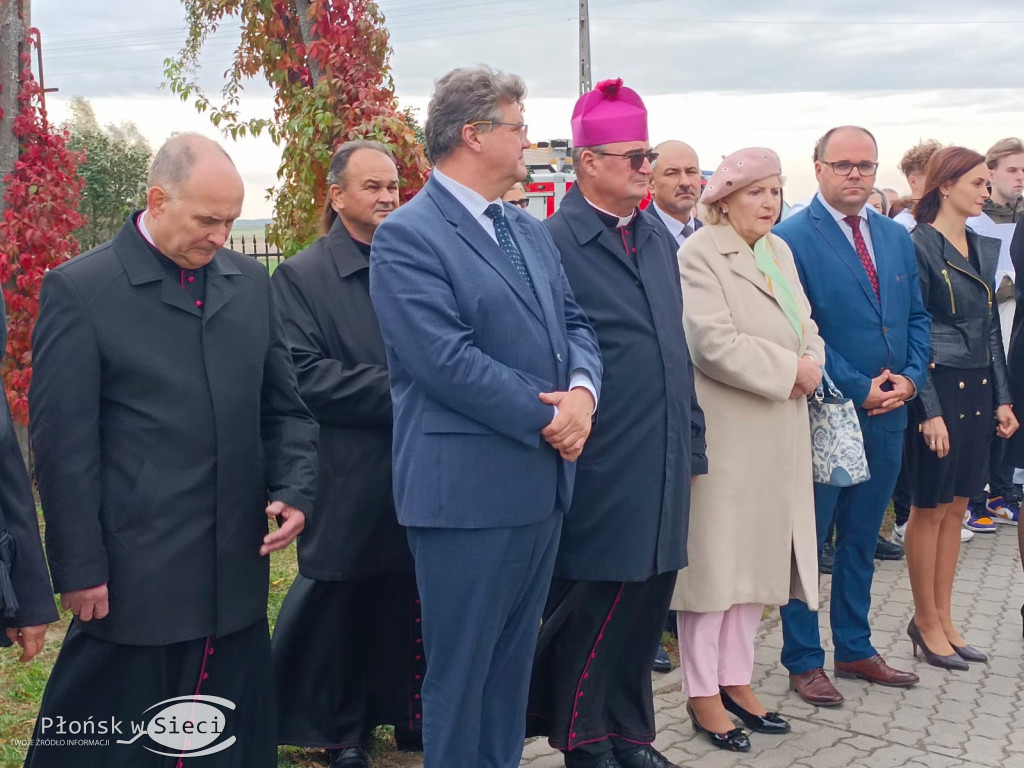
[271,574,422,750]
[527,571,676,764]
[25,618,276,768]
[971,429,1021,505]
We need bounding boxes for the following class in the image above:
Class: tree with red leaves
[0,32,84,424]
[166,0,430,256]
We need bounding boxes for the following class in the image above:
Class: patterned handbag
[808,369,871,487]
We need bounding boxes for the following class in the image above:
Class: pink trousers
[676,603,764,697]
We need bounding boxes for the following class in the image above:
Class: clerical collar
[352,237,372,258]
[584,197,637,228]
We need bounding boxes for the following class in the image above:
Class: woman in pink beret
[671,148,825,751]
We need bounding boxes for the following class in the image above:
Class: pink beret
[571,78,648,148]
[702,148,783,205]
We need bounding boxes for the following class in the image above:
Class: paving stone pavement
[519,525,1024,768]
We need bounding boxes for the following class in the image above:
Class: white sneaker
[892,523,907,544]
[961,527,975,543]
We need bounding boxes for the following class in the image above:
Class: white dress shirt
[892,209,916,232]
[651,203,696,248]
[432,167,503,243]
[431,168,597,409]
[816,192,876,267]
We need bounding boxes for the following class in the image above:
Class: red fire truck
[522,140,711,221]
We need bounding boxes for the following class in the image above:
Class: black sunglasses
[594,150,659,171]
[509,198,529,208]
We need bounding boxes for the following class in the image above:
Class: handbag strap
[813,367,843,402]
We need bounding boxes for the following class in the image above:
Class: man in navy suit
[369,66,602,768]
[775,126,930,706]
[649,139,704,250]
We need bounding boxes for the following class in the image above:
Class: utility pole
[0,0,27,208]
[578,0,591,96]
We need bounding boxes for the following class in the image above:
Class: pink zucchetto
[702,148,783,205]
[571,78,649,148]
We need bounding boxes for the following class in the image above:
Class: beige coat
[671,224,824,614]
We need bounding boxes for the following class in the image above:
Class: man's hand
[866,371,915,416]
[261,501,307,556]
[996,404,1019,439]
[60,583,109,622]
[539,388,595,462]
[5,624,48,662]
[789,355,823,399]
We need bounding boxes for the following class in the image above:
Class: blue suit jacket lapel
[811,198,881,315]
[866,212,892,318]
[426,181,544,323]
[508,214,565,350]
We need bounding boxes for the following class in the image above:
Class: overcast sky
[32,0,1024,218]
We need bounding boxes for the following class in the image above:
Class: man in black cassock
[1,293,58,662]
[526,80,706,768]
[270,141,422,768]
[25,134,318,768]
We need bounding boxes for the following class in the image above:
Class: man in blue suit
[369,66,602,768]
[775,126,930,706]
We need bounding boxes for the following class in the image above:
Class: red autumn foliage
[169,0,429,255]
[0,38,85,424]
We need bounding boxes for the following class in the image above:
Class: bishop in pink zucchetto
[571,78,649,147]
[526,74,705,768]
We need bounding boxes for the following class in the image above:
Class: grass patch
[0,512,419,768]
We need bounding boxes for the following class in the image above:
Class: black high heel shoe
[951,644,988,663]
[907,619,968,670]
[686,702,750,752]
[719,687,791,734]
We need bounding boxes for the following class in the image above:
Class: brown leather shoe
[789,667,844,706]
[834,654,919,687]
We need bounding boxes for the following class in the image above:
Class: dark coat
[29,215,318,646]
[911,223,1010,418]
[271,221,411,580]
[0,294,58,637]
[1005,219,1024,464]
[544,185,707,582]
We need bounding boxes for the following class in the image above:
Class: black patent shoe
[685,702,750,752]
[719,687,791,734]
[329,746,369,768]
[952,644,988,663]
[615,745,679,768]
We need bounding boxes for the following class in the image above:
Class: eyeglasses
[509,198,529,208]
[594,150,659,171]
[470,121,529,138]
[821,160,879,177]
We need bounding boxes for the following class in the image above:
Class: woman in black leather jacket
[905,146,1018,669]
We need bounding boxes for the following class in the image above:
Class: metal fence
[228,234,284,272]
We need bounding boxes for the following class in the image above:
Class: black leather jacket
[911,223,1011,419]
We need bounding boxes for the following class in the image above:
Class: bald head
[148,133,237,191]
[650,140,702,223]
[145,134,244,269]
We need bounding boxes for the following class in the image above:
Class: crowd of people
[3,64,1024,768]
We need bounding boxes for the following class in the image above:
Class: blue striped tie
[484,203,535,293]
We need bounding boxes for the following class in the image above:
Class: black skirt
[906,366,994,508]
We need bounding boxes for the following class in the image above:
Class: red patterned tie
[843,215,879,299]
